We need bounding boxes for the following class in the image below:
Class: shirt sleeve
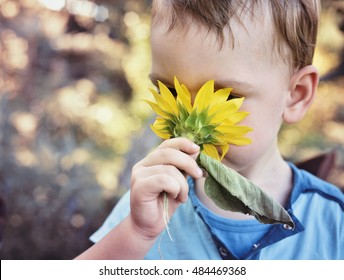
[89,190,131,243]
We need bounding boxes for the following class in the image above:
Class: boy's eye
[157,85,240,100]
[227,93,241,101]
[155,85,178,98]
[167,87,178,98]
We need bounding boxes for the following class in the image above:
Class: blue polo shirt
[90,163,344,259]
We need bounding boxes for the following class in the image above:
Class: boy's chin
[219,156,241,170]
[220,152,252,173]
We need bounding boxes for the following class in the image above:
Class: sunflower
[145,77,294,232]
[145,76,252,160]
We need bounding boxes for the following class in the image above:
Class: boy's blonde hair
[152,0,320,70]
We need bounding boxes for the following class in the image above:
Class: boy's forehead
[151,1,278,65]
[149,13,291,91]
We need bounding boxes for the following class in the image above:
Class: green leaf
[185,110,198,128]
[177,102,189,122]
[198,153,295,228]
[195,109,209,127]
[199,124,217,140]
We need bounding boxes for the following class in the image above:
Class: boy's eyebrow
[149,74,254,90]
[214,79,254,90]
[148,73,173,87]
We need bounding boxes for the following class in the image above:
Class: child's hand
[129,137,202,240]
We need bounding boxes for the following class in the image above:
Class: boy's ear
[283,65,319,124]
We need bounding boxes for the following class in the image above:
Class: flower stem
[162,192,173,241]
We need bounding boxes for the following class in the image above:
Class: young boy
[76,0,344,259]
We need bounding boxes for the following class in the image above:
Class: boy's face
[149,11,292,174]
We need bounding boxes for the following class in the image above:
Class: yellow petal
[226,111,250,125]
[149,88,175,114]
[151,118,171,139]
[217,124,253,135]
[144,99,171,119]
[151,125,171,139]
[202,144,220,160]
[231,97,245,109]
[158,81,179,115]
[174,77,192,113]
[193,80,214,112]
[181,84,192,98]
[209,88,232,108]
[219,144,229,160]
[208,101,240,118]
[216,125,253,146]
[208,109,233,124]
[228,136,252,145]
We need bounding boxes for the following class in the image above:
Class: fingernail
[196,167,203,177]
[192,143,200,150]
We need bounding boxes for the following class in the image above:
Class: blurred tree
[0,0,155,259]
[320,1,344,81]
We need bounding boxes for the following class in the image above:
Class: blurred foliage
[0,0,343,260]
[0,0,156,260]
[279,1,344,186]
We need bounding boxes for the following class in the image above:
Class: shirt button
[253,243,260,249]
[219,247,228,257]
[283,224,293,230]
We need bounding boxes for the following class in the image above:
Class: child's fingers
[142,148,202,178]
[137,174,184,201]
[133,165,189,202]
[139,147,202,179]
[158,137,200,156]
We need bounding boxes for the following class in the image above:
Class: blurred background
[0,0,343,259]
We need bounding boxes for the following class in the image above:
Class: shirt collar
[187,164,305,259]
